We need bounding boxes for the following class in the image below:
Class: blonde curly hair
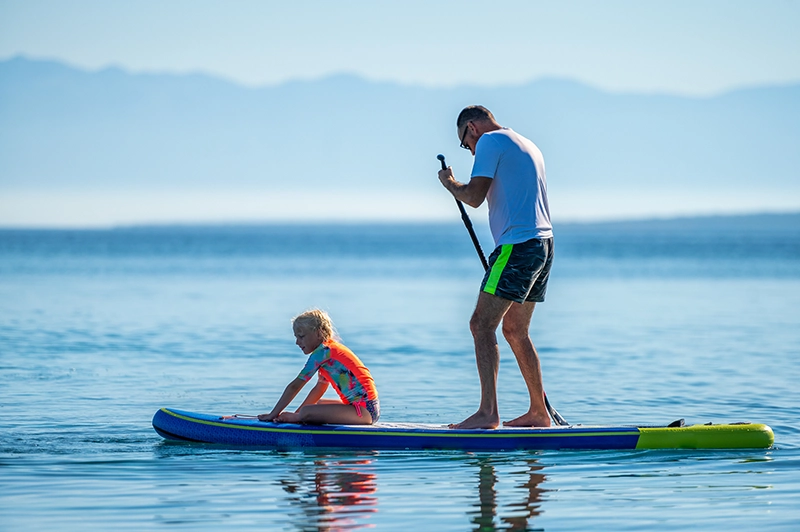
[292,309,337,342]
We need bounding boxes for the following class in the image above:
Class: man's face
[458,122,475,155]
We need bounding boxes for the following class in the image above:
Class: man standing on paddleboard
[438,105,554,429]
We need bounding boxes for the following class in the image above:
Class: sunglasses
[459,122,471,150]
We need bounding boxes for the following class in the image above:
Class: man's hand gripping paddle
[437,154,568,427]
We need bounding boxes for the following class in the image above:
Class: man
[438,105,554,429]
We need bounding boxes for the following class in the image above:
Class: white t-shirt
[470,128,553,246]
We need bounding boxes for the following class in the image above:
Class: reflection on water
[469,457,547,532]
[275,452,548,531]
[278,453,378,531]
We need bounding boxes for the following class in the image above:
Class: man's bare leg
[450,292,514,429]
[501,301,551,427]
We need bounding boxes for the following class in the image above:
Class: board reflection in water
[277,453,378,530]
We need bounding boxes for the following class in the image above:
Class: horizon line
[1,210,798,232]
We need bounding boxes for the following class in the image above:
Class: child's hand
[257,413,277,422]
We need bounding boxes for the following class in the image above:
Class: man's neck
[475,120,502,135]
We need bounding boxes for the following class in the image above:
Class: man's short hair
[456,105,496,129]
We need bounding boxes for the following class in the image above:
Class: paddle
[438,154,489,270]
[437,154,569,426]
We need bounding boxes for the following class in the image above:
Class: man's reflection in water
[469,457,547,532]
[277,453,377,531]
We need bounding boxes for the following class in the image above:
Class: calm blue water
[2,215,799,531]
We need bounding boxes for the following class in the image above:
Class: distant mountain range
[1,56,798,226]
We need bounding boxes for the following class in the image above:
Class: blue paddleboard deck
[152,408,774,450]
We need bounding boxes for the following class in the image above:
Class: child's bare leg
[296,404,372,425]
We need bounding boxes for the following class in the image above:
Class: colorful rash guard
[296,340,378,404]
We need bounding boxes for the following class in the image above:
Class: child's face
[293,324,324,354]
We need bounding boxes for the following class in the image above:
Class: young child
[258,309,380,425]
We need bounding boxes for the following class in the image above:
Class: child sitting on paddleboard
[258,309,380,425]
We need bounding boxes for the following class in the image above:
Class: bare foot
[449,411,500,430]
[503,412,551,427]
[275,412,302,423]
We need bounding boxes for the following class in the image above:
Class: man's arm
[438,168,492,208]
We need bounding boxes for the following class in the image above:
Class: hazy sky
[2,1,799,226]
[1,0,799,95]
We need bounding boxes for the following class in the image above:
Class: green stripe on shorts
[484,244,513,295]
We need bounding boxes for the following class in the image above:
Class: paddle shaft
[437,154,568,426]
[438,155,490,270]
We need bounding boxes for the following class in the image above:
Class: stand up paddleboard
[152,408,773,450]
